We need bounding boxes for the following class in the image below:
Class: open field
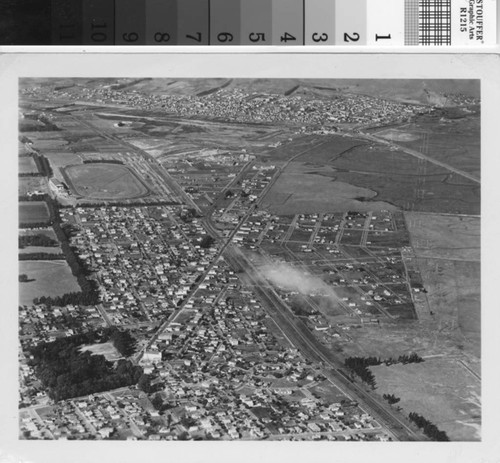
[405,211,480,357]
[18,177,47,196]
[19,157,38,174]
[416,258,480,357]
[80,342,122,362]
[262,162,397,214]
[19,201,50,224]
[19,228,58,241]
[387,114,480,179]
[371,358,481,441]
[18,260,80,306]
[19,246,62,255]
[63,163,149,200]
[405,212,480,261]
[264,136,479,215]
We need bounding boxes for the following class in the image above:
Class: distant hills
[20,78,480,107]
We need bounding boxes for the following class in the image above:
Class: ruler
[1,0,496,46]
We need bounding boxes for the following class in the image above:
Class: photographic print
[17,76,480,443]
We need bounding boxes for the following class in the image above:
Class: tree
[151,393,163,411]
[199,235,215,249]
[138,374,152,393]
[383,393,401,405]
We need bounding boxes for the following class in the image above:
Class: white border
[1,52,499,463]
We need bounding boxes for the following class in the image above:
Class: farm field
[19,201,50,224]
[371,358,481,441]
[18,261,80,307]
[63,163,149,200]
[19,157,38,174]
[18,177,47,196]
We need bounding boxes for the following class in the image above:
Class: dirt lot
[80,342,122,362]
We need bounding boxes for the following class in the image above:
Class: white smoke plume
[259,262,337,299]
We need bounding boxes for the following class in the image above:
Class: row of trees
[19,221,51,229]
[29,332,144,402]
[48,200,100,306]
[19,253,65,261]
[32,152,53,177]
[19,233,58,248]
[108,327,137,357]
[83,159,124,165]
[18,194,48,202]
[33,285,99,307]
[344,353,424,387]
[408,412,449,441]
[344,357,379,388]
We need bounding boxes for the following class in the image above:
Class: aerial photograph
[18,77,480,442]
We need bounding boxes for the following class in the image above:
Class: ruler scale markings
[304,0,335,45]
[82,0,115,45]
[241,0,272,45]
[367,0,404,45]
[271,0,303,45]
[115,0,146,45]
[1,0,497,46]
[51,0,83,45]
[210,0,241,45]
[145,0,177,45]
[177,0,209,45]
[335,0,367,45]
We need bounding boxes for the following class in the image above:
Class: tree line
[82,159,124,165]
[19,194,48,202]
[408,412,449,441]
[19,252,65,261]
[344,353,424,388]
[27,330,144,402]
[19,233,58,248]
[39,198,101,306]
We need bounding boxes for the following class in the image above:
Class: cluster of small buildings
[59,205,220,325]
[130,255,390,441]
[21,84,428,130]
[20,389,158,440]
[233,210,417,322]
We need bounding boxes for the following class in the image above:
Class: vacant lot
[19,201,50,224]
[405,212,480,261]
[63,163,149,200]
[18,260,80,306]
[371,358,481,441]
